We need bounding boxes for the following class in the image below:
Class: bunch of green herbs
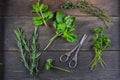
[44,11,77,50]
[89,27,111,70]
[14,26,40,76]
[32,0,53,27]
[45,59,71,72]
[60,0,112,27]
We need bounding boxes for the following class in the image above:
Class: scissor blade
[80,34,87,45]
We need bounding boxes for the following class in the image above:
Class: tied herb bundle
[45,59,71,72]
[32,0,53,27]
[60,0,112,27]
[14,26,40,76]
[89,27,111,70]
[44,11,77,50]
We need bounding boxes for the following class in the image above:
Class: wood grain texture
[4,17,120,51]
[4,51,120,80]
[2,0,119,17]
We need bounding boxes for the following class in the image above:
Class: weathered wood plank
[4,51,120,80]
[4,17,120,51]
[3,0,119,17]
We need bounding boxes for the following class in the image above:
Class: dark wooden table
[0,0,120,80]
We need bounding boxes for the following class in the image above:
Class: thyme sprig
[60,0,112,27]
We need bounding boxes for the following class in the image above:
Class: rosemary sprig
[14,26,41,76]
[60,0,112,27]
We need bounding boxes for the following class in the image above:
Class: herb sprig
[45,59,71,72]
[60,0,112,27]
[89,27,111,70]
[32,0,53,27]
[44,11,77,50]
[14,26,40,76]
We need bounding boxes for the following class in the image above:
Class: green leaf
[45,59,53,70]
[56,23,66,33]
[32,2,41,12]
[43,11,53,20]
[62,32,77,42]
[56,11,66,23]
[53,21,58,29]
[68,27,75,32]
[33,16,43,26]
[40,4,48,12]
[64,16,76,27]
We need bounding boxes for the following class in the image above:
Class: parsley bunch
[45,59,71,72]
[32,0,53,27]
[89,27,111,70]
[14,26,41,76]
[44,11,77,50]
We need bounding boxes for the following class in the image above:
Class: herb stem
[51,65,71,73]
[44,33,60,50]
[37,11,48,27]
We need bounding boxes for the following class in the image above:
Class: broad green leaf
[62,32,77,42]
[68,27,75,32]
[53,21,58,29]
[57,23,66,32]
[43,11,53,20]
[64,16,76,27]
[56,11,66,23]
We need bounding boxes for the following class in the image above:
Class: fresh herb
[61,0,75,9]
[14,26,41,76]
[89,27,111,70]
[60,0,112,27]
[44,11,77,50]
[45,59,71,72]
[32,0,53,27]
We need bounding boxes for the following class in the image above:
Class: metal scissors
[60,34,87,68]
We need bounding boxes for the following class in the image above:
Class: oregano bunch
[89,27,111,70]
[32,0,53,27]
[44,11,77,50]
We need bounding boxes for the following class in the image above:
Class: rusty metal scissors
[60,34,87,68]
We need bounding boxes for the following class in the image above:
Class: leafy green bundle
[14,26,40,76]
[44,11,77,50]
[89,27,111,70]
[60,0,112,27]
[32,0,53,27]
[45,59,71,72]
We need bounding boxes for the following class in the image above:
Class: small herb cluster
[14,26,40,75]
[45,59,71,72]
[44,11,77,50]
[32,0,53,27]
[60,0,112,27]
[89,27,110,70]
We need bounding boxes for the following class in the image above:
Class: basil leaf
[56,11,66,23]
[56,23,66,33]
